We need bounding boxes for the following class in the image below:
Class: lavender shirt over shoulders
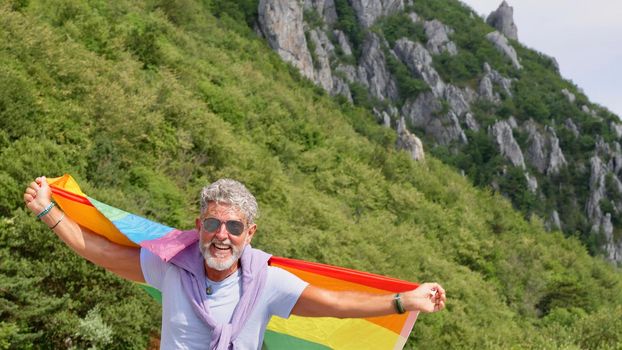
[141,245,308,350]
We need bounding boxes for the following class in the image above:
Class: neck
[205,261,240,282]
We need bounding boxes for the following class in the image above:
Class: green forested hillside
[0,1,621,349]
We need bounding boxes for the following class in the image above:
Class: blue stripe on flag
[112,214,174,243]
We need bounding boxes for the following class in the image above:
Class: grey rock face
[332,63,354,101]
[564,118,580,137]
[445,84,476,117]
[350,0,404,27]
[259,0,315,80]
[596,137,611,155]
[485,31,521,69]
[581,105,598,117]
[333,30,353,56]
[309,29,334,92]
[586,153,622,263]
[304,0,338,25]
[393,38,445,96]
[465,112,480,131]
[507,116,518,129]
[357,34,399,101]
[402,91,440,126]
[332,76,352,101]
[602,214,622,262]
[335,64,357,82]
[479,75,497,102]
[586,155,606,233]
[547,126,567,175]
[392,38,473,143]
[524,121,547,172]
[401,92,467,145]
[611,122,622,139]
[524,121,567,175]
[479,62,513,103]
[423,20,458,55]
[382,111,391,128]
[396,117,425,161]
[489,120,525,168]
[408,12,420,23]
[561,88,576,104]
[545,210,562,231]
[486,1,518,40]
[525,172,538,193]
[609,142,622,175]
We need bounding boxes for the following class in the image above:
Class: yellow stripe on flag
[267,315,407,350]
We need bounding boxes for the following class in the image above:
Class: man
[24,176,446,349]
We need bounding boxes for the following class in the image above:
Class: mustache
[208,237,232,246]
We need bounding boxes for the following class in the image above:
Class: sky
[459,0,622,118]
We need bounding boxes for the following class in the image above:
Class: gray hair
[200,179,258,224]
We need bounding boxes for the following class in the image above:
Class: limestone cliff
[256,0,622,262]
[486,1,518,40]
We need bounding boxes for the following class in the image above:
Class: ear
[195,217,201,232]
[245,223,257,244]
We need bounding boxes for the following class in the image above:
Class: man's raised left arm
[291,282,446,318]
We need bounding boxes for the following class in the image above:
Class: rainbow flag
[48,174,419,349]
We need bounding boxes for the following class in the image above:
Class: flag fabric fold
[48,174,419,350]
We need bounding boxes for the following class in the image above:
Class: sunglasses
[202,218,245,236]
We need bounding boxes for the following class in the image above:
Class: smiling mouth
[210,243,232,256]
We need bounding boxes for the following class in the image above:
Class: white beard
[200,237,241,271]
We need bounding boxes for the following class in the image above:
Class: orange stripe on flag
[271,262,411,335]
[49,175,136,247]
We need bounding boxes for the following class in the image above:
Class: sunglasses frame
[202,217,246,236]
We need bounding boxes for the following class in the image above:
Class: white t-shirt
[141,249,308,350]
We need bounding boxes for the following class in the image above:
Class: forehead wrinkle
[205,202,245,221]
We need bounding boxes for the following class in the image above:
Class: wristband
[37,202,55,219]
[50,213,65,229]
[394,293,405,314]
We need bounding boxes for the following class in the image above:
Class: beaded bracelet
[50,213,65,229]
[36,202,55,219]
[394,293,406,314]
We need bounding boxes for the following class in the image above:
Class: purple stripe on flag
[400,312,419,338]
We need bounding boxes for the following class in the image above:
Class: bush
[334,0,363,59]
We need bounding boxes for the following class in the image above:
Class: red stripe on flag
[269,256,418,292]
[50,186,93,206]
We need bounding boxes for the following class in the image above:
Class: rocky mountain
[486,0,518,40]
[3,1,622,347]
[255,0,622,263]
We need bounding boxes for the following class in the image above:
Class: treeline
[0,1,621,349]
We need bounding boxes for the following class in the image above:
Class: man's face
[197,202,256,275]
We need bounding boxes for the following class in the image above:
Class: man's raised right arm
[24,176,144,283]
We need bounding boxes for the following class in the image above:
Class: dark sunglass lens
[203,218,222,232]
[226,221,245,236]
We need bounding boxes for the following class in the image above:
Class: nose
[213,222,229,240]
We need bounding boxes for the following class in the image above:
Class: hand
[24,176,52,215]
[404,282,446,313]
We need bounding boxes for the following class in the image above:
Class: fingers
[434,300,445,312]
[36,176,48,188]
[426,283,446,302]
[25,182,39,202]
[24,176,52,210]
[24,192,33,204]
[414,282,447,313]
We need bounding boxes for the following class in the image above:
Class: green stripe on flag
[140,284,162,304]
[263,330,332,350]
[88,197,129,221]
